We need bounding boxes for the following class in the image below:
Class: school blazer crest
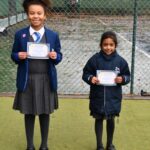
[11,26,62,92]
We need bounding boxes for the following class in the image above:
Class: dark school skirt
[13,59,58,115]
[90,112,119,120]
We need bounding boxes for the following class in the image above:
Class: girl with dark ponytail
[11,0,62,150]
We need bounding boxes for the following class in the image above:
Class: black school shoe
[39,147,48,150]
[26,147,35,150]
[106,144,116,150]
[97,145,105,150]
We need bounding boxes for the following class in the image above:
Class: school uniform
[11,26,62,115]
[82,50,130,119]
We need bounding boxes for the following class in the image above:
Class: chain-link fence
[0,0,150,95]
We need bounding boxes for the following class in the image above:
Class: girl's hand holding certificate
[91,76,99,84]
[18,50,57,60]
[115,76,123,83]
[49,49,57,60]
[18,52,27,60]
[91,76,123,85]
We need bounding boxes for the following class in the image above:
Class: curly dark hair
[100,31,118,48]
[22,0,51,14]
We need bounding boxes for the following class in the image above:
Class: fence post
[77,0,80,15]
[130,0,138,94]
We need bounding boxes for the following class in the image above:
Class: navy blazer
[11,26,62,92]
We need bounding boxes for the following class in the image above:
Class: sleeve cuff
[88,75,93,81]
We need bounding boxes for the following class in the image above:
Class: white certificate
[97,70,117,86]
[27,42,50,59]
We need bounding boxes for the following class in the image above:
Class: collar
[100,50,117,61]
[29,26,45,38]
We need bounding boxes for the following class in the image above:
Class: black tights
[25,114,50,148]
[95,118,115,148]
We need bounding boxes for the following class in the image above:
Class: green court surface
[0,98,150,150]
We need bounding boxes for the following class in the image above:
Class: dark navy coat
[82,51,130,116]
[11,26,62,92]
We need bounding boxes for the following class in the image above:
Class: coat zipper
[104,86,107,117]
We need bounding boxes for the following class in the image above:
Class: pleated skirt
[13,73,58,115]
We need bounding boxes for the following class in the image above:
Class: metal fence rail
[0,0,150,95]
